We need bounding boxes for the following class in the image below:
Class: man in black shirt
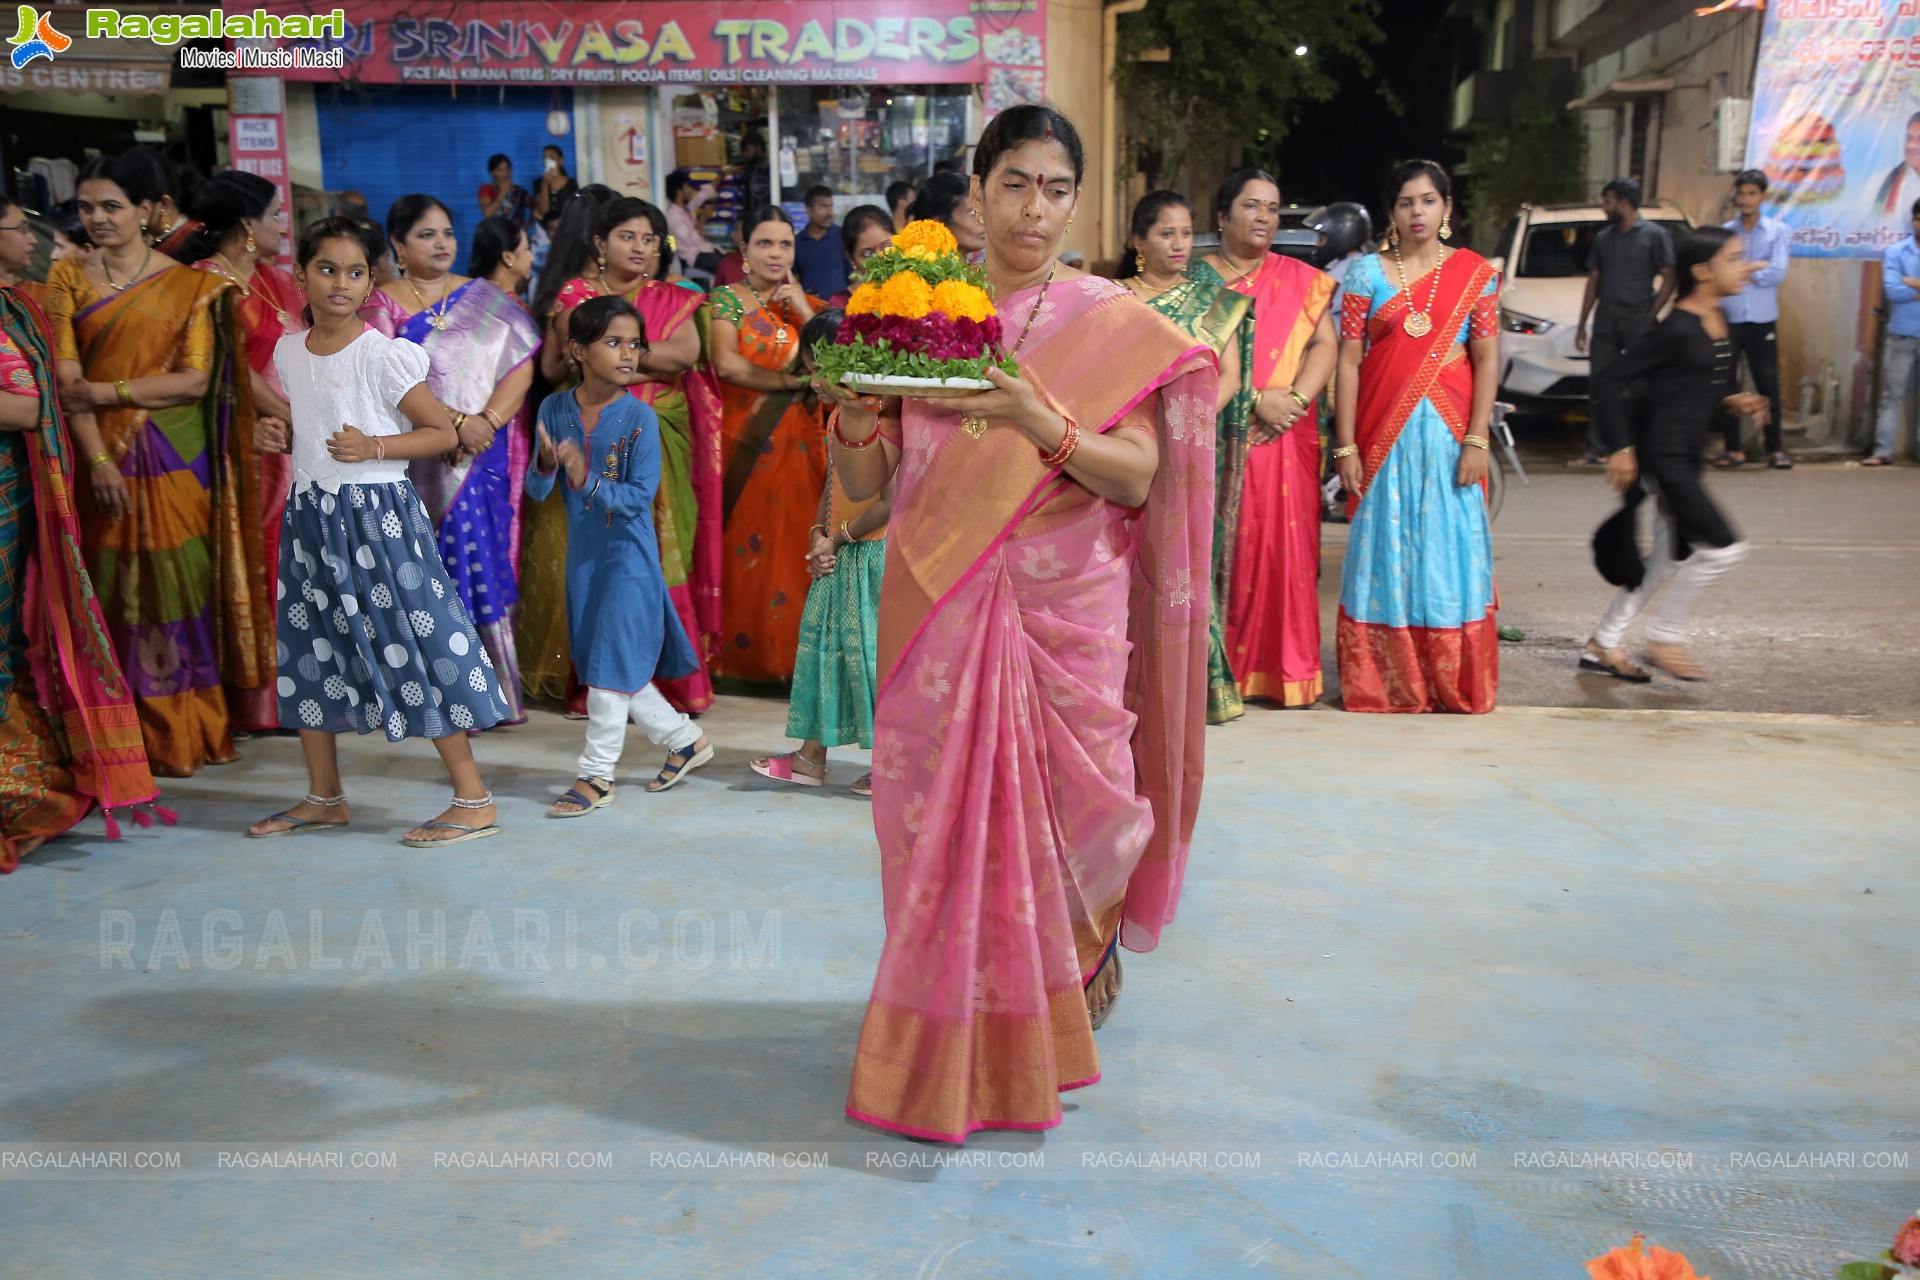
[1574,177,1676,465]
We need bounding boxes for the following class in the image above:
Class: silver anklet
[449,792,494,810]
[305,793,347,806]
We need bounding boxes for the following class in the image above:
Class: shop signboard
[228,0,1047,97]
[1745,0,1920,258]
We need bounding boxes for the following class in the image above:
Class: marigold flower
[931,279,995,323]
[1585,1235,1710,1280]
[877,271,934,320]
[845,282,883,316]
[892,219,959,257]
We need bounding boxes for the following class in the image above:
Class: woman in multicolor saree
[0,283,160,869]
[1331,160,1499,714]
[48,152,271,777]
[524,196,722,712]
[185,170,301,732]
[827,106,1216,1143]
[707,206,827,685]
[1200,170,1339,709]
[362,195,540,722]
[1121,189,1254,724]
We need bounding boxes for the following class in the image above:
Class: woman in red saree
[47,151,270,776]
[708,207,826,685]
[1201,170,1339,709]
[186,170,301,731]
[524,197,722,712]
[0,286,160,868]
[828,106,1216,1142]
[1331,160,1500,714]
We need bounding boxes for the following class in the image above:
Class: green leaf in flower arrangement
[1834,1263,1897,1280]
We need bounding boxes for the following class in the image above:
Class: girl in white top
[246,218,511,846]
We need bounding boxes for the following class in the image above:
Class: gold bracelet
[114,379,133,408]
[1330,444,1358,459]
[840,520,854,544]
[1462,434,1490,451]
[480,409,503,431]
[450,411,468,431]
[87,450,113,470]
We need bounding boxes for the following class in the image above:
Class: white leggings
[578,685,702,780]
[1594,503,1749,649]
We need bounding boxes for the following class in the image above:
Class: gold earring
[1439,213,1452,241]
[597,252,606,271]
[972,208,983,223]
[244,226,256,253]
[1389,223,1401,248]
[1135,250,1146,273]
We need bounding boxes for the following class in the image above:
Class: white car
[1488,203,1693,408]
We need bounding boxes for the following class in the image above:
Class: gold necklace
[1135,271,1194,304]
[741,276,789,345]
[1215,248,1264,289]
[212,251,290,327]
[102,246,154,293]
[407,275,454,331]
[961,264,1055,440]
[1391,242,1447,338]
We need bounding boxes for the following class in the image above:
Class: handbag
[1591,482,1647,589]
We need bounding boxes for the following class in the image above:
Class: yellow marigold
[892,219,958,258]
[877,270,934,319]
[845,282,883,316]
[930,279,994,323]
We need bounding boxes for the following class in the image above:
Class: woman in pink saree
[827,106,1217,1143]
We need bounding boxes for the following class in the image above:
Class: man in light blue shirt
[1721,169,1793,468]
[1869,198,1920,464]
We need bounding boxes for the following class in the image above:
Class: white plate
[841,373,995,399]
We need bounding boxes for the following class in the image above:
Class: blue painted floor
[1,698,1914,1277]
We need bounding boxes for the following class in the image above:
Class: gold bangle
[480,408,503,431]
[1330,444,1358,459]
[840,520,854,544]
[114,379,133,408]
[87,450,113,470]
[1285,388,1311,411]
[1462,434,1490,450]
[450,411,468,431]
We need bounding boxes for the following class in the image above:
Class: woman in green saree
[1120,190,1254,724]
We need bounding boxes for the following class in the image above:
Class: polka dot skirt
[276,482,509,740]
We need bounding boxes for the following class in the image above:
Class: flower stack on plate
[813,220,1017,398]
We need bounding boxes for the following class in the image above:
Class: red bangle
[832,413,882,451]
[1038,416,1080,469]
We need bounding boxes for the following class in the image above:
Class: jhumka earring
[1439,213,1452,241]
[597,252,607,271]
[244,227,256,253]
[973,208,984,223]
[1135,250,1146,273]
[1389,223,1401,247]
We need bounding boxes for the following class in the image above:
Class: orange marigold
[892,219,959,258]
[877,271,934,319]
[845,282,883,316]
[1586,1235,1710,1280]
[930,279,994,322]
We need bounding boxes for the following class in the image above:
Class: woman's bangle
[1039,415,1080,469]
[450,410,468,431]
[87,450,113,470]
[1285,388,1311,412]
[1462,434,1490,451]
[840,520,854,544]
[114,379,133,408]
[1330,444,1359,460]
[807,523,830,540]
[374,438,386,462]
[832,415,882,450]
[480,408,503,431]
[1610,445,1636,456]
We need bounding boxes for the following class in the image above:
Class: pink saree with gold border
[846,275,1217,1142]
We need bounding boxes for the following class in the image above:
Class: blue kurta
[526,391,699,694]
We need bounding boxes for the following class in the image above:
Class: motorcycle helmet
[1304,202,1373,267]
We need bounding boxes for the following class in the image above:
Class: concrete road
[0,698,1913,1277]
[1313,440,1920,721]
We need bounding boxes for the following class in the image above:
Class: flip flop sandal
[401,821,503,848]
[1085,949,1123,1031]
[648,742,715,793]
[548,778,613,818]
[750,751,825,788]
[1578,646,1651,683]
[1770,453,1794,470]
[1711,454,1744,469]
[1861,455,1892,467]
[247,793,349,839]
[850,774,873,799]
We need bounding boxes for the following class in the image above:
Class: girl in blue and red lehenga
[1331,159,1501,714]
[361,195,541,722]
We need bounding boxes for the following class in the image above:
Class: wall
[1046,0,1104,260]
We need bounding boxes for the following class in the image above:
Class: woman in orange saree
[186,170,301,732]
[47,152,270,777]
[830,106,1216,1143]
[0,286,160,869]
[1331,161,1500,714]
[1202,170,1339,709]
[708,207,826,685]
[525,196,722,712]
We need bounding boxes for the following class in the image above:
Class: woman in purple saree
[363,196,540,721]
[827,107,1218,1143]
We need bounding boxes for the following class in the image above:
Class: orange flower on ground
[892,219,959,258]
[845,282,882,316]
[877,271,934,320]
[930,279,994,323]
[1586,1234,1710,1280]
